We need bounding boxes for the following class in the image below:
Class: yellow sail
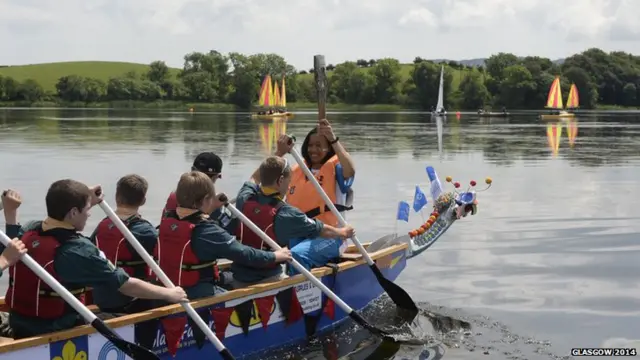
[258,75,274,107]
[281,76,287,107]
[273,81,281,107]
[545,77,564,109]
[566,84,579,109]
[546,122,563,156]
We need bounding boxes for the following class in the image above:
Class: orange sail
[567,120,578,147]
[258,75,274,107]
[566,84,579,109]
[545,77,564,109]
[546,123,563,156]
[273,81,281,107]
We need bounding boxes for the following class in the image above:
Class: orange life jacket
[236,195,284,270]
[155,211,219,287]
[5,223,87,319]
[94,215,150,279]
[287,155,352,227]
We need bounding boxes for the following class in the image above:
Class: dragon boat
[0,168,491,360]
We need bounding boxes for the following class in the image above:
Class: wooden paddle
[224,202,398,341]
[299,55,418,313]
[97,198,236,360]
[0,230,160,360]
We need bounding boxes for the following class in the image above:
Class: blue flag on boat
[396,201,410,222]
[426,166,444,202]
[413,185,428,212]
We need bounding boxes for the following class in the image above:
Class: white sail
[436,65,445,113]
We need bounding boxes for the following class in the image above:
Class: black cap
[192,152,223,174]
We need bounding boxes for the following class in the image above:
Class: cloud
[0,0,638,70]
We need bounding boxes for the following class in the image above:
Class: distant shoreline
[0,101,638,113]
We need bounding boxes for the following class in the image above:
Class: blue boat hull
[0,245,409,360]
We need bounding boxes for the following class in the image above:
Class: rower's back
[89,174,157,314]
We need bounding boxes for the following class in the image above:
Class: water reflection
[2,110,640,168]
[1,109,640,359]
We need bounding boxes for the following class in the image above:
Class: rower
[89,174,157,314]
[155,171,291,300]
[284,119,356,274]
[1,181,187,339]
[162,152,225,218]
[229,150,354,289]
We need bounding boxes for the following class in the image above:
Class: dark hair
[259,156,291,186]
[301,127,335,166]
[116,174,148,207]
[46,179,91,221]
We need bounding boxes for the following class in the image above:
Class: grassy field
[297,63,478,91]
[0,61,181,92]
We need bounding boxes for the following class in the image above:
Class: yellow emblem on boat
[228,300,276,328]
[52,340,87,360]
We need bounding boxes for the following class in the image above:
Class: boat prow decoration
[368,167,492,259]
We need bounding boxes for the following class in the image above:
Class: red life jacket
[5,224,87,319]
[94,215,150,279]
[155,211,219,287]
[236,196,284,270]
[162,192,178,219]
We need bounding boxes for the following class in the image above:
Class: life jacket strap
[181,261,217,271]
[39,287,87,297]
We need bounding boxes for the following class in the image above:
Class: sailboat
[251,74,294,120]
[540,77,576,121]
[431,66,446,117]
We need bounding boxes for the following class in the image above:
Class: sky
[2,0,640,71]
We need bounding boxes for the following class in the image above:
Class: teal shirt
[229,182,324,283]
[88,216,158,311]
[5,222,130,339]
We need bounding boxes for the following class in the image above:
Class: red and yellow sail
[281,76,287,107]
[258,75,274,107]
[567,120,578,147]
[545,77,564,109]
[546,123,563,156]
[566,84,579,109]
[273,81,281,107]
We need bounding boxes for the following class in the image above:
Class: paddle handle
[288,148,375,267]
[226,203,354,315]
[98,201,234,358]
[0,230,98,323]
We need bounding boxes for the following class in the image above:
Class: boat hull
[0,244,407,360]
[251,112,293,120]
[540,113,575,120]
[478,112,509,118]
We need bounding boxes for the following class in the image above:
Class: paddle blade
[91,319,159,360]
[370,265,418,313]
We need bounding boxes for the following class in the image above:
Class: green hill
[297,63,478,91]
[0,61,181,92]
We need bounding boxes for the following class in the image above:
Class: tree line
[0,48,638,109]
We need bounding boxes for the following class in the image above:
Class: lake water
[1,108,639,359]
